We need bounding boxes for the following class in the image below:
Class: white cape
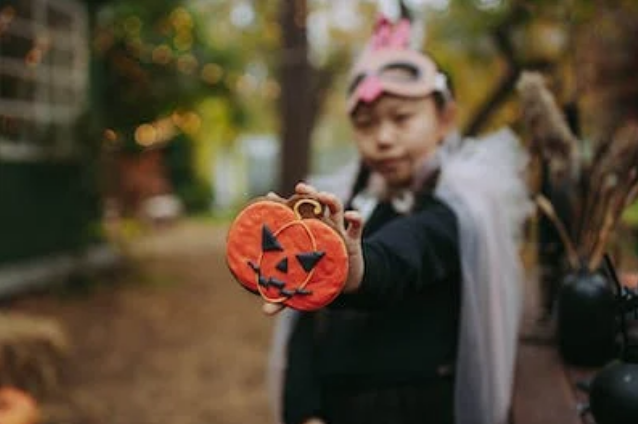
[267,128,531,424]
[436,129,531,424]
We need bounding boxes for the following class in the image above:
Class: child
[265,14,531,424]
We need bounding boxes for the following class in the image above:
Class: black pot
[589,361,638,424]
[557,271,618,366]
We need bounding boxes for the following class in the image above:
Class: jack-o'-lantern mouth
[246,224,325,299]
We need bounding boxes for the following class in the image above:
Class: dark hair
[432,91,449,113]
[344,161,371,211]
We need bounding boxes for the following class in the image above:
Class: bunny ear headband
[346,14,449,114]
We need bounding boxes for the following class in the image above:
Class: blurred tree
[95,0,244,148]
[92,0,637,207]
[424,0,637,139]
[186,1,371,195]
[575,1,638,144]
[276,0,601,193]
[277,0,352,195]
[93,0,248,213]
[278,0,311,195]
[421,0,577,136]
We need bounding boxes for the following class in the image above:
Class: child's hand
[262,182,364,316]
[302,418,326,424]
[295,182,364,292]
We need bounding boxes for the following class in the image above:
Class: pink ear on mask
[388,19,411,49]
[371,15,411,51]
[371,15,392,50]
[357,76,384,104]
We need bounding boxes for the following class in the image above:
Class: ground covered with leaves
[9,220,274,424]
[6,218,638,424]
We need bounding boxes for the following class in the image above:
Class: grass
[622,200,638,227]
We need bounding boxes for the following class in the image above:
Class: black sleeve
[332,202,459,309]
[283,312,323,424]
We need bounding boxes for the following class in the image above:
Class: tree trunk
[278,0,312,196]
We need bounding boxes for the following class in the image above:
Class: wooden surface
[512,334,600,424]
[512,268,599,424]
[512,343,584,424]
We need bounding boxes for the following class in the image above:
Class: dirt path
[10,220,276,424]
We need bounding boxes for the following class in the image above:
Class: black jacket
[283,193,462,424]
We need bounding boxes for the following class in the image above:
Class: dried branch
[591,123,638,186]
[516,71,579,183]
[587,178,637,272]
[585,123,638,270]
[535,194,580,269]
[580,175,618,258]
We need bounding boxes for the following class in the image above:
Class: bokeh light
[177,54,198,75]
[135,123,158,147]
[200,63,224,85]
[152,44,173,65]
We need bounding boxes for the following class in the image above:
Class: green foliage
[90,0,251,216]
[175,178,213,214]
[94,0,245,148]
[420,0,594,132]
[164,134,212,214]
[623,201,638,228]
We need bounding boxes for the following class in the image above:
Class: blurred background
[0,0,637,423]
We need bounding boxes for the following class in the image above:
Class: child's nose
[375,121,395,147]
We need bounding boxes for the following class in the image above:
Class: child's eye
[393,113,411,124]
[353,117,374,129]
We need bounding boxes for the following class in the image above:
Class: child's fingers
[266,191,285,201]
[262,302,286,316]
[344,210,363,241]
[296,183,347,232]
[301,419,327,424]
[295,182,318,195]
[317,191,344,226]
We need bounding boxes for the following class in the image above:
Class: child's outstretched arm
[264,181,458,314]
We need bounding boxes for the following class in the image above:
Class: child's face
[350,94,453,188]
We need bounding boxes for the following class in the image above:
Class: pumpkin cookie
[226,195,349,311]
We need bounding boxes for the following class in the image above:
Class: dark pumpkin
[589,361,638,424]
[556,270,618,366]
[226,196,348,311]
